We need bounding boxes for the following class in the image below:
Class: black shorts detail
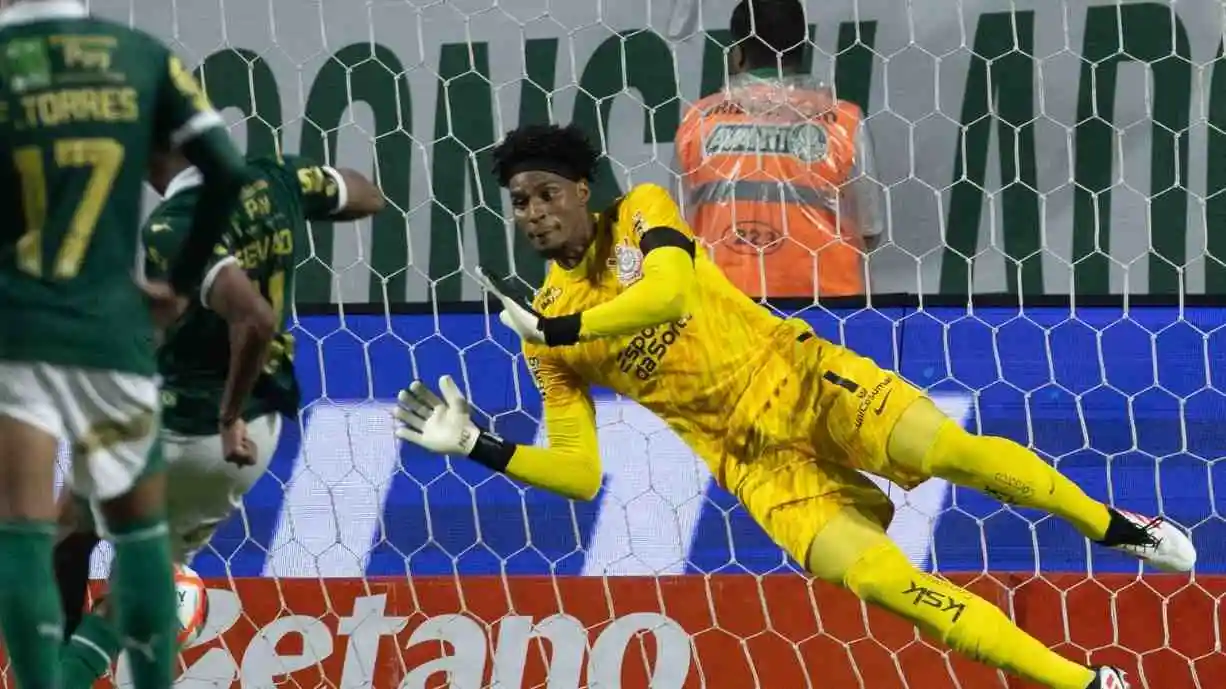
[822,370,860,394]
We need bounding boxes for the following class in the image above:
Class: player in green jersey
[0,2,250,688]
[50,144,383,687]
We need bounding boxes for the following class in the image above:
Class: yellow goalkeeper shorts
[719,330,928,565]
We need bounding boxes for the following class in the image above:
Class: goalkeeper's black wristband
[468,430,516,472]
[540,314,581,346]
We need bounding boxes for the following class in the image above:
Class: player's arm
[567,184,695,340]
[396,353,602,501]
[207,262,277,431]
[144,215,276,431]
[154,50,250,296]
[185,228,278,431]
[844,122,886,252]
[502,353,601,499]
[281,155,385,222]
[53,494,102,638]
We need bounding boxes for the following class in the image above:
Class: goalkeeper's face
[508,171,592,258]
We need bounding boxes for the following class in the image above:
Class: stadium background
[30,0,1226,686]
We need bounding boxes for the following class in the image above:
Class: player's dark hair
[730,0,807,71]
[491,123,601,187]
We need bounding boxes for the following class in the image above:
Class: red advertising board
[15,574,1226,689]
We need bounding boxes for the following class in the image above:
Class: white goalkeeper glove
[394,376,480,456]
[475,267,580,346]
[475,266,546,343]
[395,376,517,471]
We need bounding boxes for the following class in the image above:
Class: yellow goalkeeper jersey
[524,183,811,477]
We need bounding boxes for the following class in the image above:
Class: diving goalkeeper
[394,123,1194,689]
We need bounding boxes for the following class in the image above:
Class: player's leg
[162,412,280,564]
[0,362,73,689]
[66,369,178,689]
[58,413,281,689]
[888,398,1109,537]
[60,430,184,689]
[784,344,1129,687]
[58,466,166,689]
[55,481,103,638]
[886,396,1195,572]
[809,340,1195,573]
[53,489,117,689]
[93,467,177,689]
[741,442,1115,689]
[60,601,120,689]
[799,501,1120,689]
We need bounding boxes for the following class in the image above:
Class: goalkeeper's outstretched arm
[492,349,602,500]
[501,395,601,500]
[396,363,603,501]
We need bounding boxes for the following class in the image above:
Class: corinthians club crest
[612,241,644,285]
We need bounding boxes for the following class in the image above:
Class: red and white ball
[173,564,209,647]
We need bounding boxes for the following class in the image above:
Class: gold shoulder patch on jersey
[298,166,338,198]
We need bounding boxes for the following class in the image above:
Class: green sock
[108,517,176,689]
[0,521,63,689]
[62,612,120,689]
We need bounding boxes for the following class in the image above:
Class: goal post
[25,0,1226,688]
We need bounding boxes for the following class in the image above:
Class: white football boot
[1098,507,1197,573]
[1086,666,1129,689]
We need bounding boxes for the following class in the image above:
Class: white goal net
[42,0,1226,688]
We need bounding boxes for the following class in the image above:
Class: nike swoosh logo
[874,390,892,415]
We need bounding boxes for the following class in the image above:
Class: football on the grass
[174,564,209,647]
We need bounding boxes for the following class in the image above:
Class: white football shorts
[0,361,159,501]
[162,413,281,562]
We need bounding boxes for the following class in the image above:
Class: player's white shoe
[1098,507,1197,573]
[1086,666,1129,689]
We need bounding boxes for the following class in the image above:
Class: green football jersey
[144,155,343,435]
[0,2,225,375]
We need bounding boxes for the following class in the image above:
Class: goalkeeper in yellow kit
[394,123,1194,689]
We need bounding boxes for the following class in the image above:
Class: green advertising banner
[96,0,1226,303]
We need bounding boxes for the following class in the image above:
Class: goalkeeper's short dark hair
[491,123,601,188]
[730,0,808,71]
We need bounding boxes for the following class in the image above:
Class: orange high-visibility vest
[675,73,883,299]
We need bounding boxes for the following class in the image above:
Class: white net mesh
[34,0,1226,687]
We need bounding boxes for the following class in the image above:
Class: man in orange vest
[674,0,884,299]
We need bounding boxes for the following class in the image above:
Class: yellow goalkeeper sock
[922,420,1111,541]
[845,542,1094,689]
